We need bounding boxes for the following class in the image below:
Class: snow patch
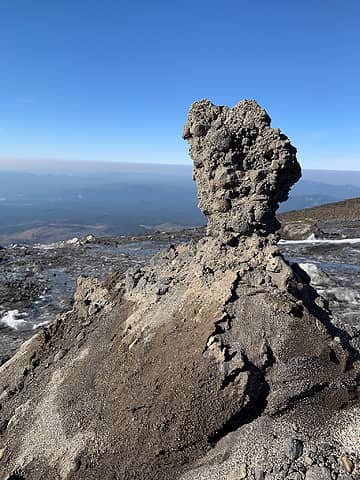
[66,237,79,245]
[280,237,360,245]
[32,320,50,330]
[298,262,330,286]
[327,287,360,304]
[0,310,30,330]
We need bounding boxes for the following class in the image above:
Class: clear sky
[0,0,359,169]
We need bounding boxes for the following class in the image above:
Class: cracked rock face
[183,99,301,240]
[0,100,358,480]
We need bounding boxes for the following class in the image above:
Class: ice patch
[66,237,79,245]
[37,243,58,251]
[0,310,30,330]
[298,262,330,286]
[32,320,50,330]
[280,237,360,245]
[327,287,360,304]
[0,310,49,330]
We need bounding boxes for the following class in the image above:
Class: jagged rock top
[183,99,301,241]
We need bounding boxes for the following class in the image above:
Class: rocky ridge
[0,100,358,480]
[279,197,360,240]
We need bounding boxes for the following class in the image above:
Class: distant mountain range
[0,162,359,243]
[280,169,360,212]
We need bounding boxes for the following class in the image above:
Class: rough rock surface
[183,99,301,240]
[0,100,359,480]
[279,221,324,241]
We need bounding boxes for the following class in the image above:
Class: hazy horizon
[1,163,360,245]
[1,157,360,176]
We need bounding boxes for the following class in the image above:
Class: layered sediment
[0,100,358,480]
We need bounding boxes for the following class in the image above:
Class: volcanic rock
[183,99,301,240]
[0,100,358,480]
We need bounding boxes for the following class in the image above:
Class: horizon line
[0,156,360,173]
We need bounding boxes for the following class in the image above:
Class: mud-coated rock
[183,99,301,241]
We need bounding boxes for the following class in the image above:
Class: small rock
[0,448,4,461]
[288,438,304,460]
[88,303,101,315]
[54,350,66,362]
[340,456,354,473]
[280,463,291,477]
[76,332,85,342]
[69,457,81,472]
[255,469,265,480]
[287,472,303,480]
[85,234,96,243]
[0,419,8,434]
[156,285,168,296]
[327,455,337,466]
[228,463,247,479]
[305,465,331,480]
[304,456,314,466]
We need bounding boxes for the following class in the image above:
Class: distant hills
[279,169,360,212]
[279,197,360,224]
[0,162,360,243]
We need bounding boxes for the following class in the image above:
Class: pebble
[255,469,265,480]
[156,286,168,296]
[228,463,247,479]
[76,332,85,342]
[305,465,331,480]
[280,463,291,477]
[69,457,81,472]
[88,303,101,315]
[0,419,8,434]
[303,455,314,466]
[0,390,9,401]
[287,472,303,480]
[54,350,66,362]
[327,455,337,467]
[288,438,304,460]
[340,456,354,473]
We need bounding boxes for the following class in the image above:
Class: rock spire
[183,99,301,241]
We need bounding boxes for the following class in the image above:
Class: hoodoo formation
[0,100,358,480]
[183,99,301,240]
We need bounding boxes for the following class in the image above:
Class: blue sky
[0,0,359,169]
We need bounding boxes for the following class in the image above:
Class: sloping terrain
[0,100,358,480]
[278,198,360,240]
[279,197,360,224]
